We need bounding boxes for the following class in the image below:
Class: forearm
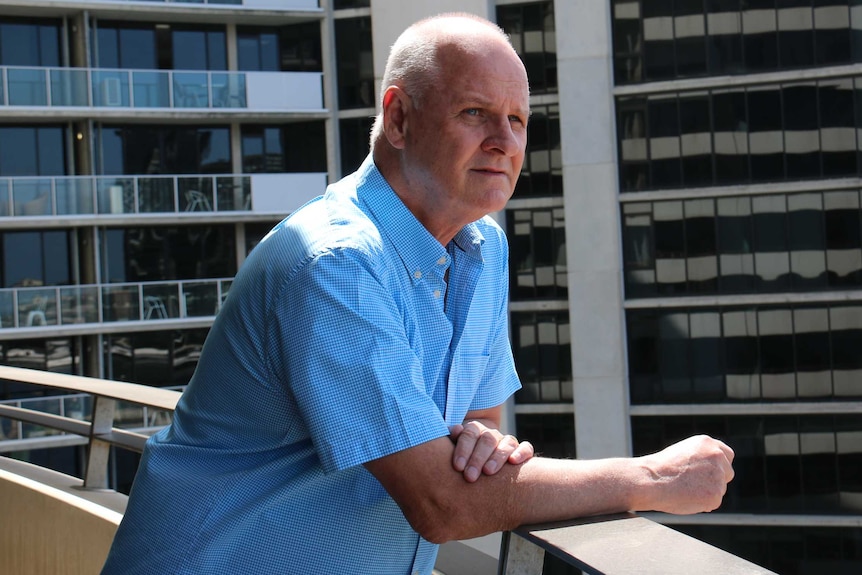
[366,434,733,544]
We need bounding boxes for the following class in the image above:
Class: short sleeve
[266,249,450,473]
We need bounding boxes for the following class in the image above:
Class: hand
[449,420,534,483]
[636,435,735,515]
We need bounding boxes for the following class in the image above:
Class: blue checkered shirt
[101,156,521,575]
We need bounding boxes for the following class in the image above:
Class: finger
[451,424,482,472]
[464,432,503,482]
[507,441,534,465]
[481,435,520,476]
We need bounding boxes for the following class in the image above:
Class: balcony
[0,278,232,336]
[0,66,325,118]
[0,366,777,575]
[0,172,327,222]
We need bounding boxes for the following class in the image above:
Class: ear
[380,86,412,150]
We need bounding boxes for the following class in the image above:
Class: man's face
[403,40,530,224]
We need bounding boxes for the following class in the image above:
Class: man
[102,13,734,575]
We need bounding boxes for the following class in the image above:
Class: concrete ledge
[0,457,127,575]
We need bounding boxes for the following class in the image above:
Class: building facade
[0,0,860,573]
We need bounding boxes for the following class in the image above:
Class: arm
[449,405,534,482]
[364,434,734,544]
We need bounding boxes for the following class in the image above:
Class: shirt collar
[355,155,485,283]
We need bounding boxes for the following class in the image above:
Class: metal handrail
[0,365,778,574]
[499,513,778,574]
[0,365,179,488]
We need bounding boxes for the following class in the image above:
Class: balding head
[370,13,522,149]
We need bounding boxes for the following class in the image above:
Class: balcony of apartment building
[0,365,776,575]
[0,10,331,225]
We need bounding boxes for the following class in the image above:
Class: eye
[463,108,481,117]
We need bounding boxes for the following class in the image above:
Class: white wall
[251,173,328,214]
[246,72,324,111]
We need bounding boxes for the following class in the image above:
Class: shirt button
[414,270,422,279]
[433,289,441,298]
[437,256,447,265]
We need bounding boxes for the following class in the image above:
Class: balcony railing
[0,278,232,330]
[1,174,252,217]
[0,66,324,111]
[0,366,778,575]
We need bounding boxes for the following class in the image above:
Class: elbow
[403,502,459,544]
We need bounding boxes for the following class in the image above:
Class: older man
[101,13,733,575]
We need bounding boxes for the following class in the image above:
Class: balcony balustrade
[0,278,232,331]
[0,172,327,219]
[0,366,777,575]
[0,66,323,111]
[1,174,252,217]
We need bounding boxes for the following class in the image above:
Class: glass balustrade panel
[97,177,135,214]
[21,397,63,439]
[0,180,9,216]
[216,175,250,211]
[7,68,47,105]
[60,285,99,325]
[102,284,141,322]
[178,177,214,212]
[141,283,179,320]
[18,288,57,327]
[173,72,210,108]
[56,178,95,215]
[211,72,246,108]
[12,179,52,216]
[0,290,13,328]
[183,282,219,317]
[138,177,176,213]
[50,68,88,106]
[132,70,170,108]
[63,394,91,421]
[115,400,145,428]
[92,70,130,107]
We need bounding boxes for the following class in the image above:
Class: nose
[482,115,524,157]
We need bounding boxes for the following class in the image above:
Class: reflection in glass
[60,285,99,325]
[55,178,94,215]
[49,68,88,106]
[12,179,51,216]
[173,72,209,108]
[132,71,169,107]
[512,311,572,404]
[7,68,47,105]
[92,71,129,107]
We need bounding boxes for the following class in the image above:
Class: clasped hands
[448,420,534,482]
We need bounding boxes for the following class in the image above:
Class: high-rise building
[0,1,860,573]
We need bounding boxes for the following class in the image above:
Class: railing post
[498,531,545,575]
[83,395,116,489]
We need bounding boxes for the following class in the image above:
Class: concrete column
[556,0,631,458]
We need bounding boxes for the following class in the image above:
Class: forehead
[434,40,529,109]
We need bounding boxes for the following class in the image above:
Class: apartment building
[0,1,859,573]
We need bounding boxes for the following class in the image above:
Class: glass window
[339,116,373,176]
[104,329,209,387]
[515,414,575,459]
[100,225,236,283]
[0,19,60,66]
[633,414,862,517]
[241,122,326,174]
[511,312,572,404]
[0,125,65,176]
[507,208,567,300]
[516,105,562,197]
[334,17,374,109]
[497,2,557,94]
[2,230,71,288]
[97,125,231,175]
[95,23,225,70]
